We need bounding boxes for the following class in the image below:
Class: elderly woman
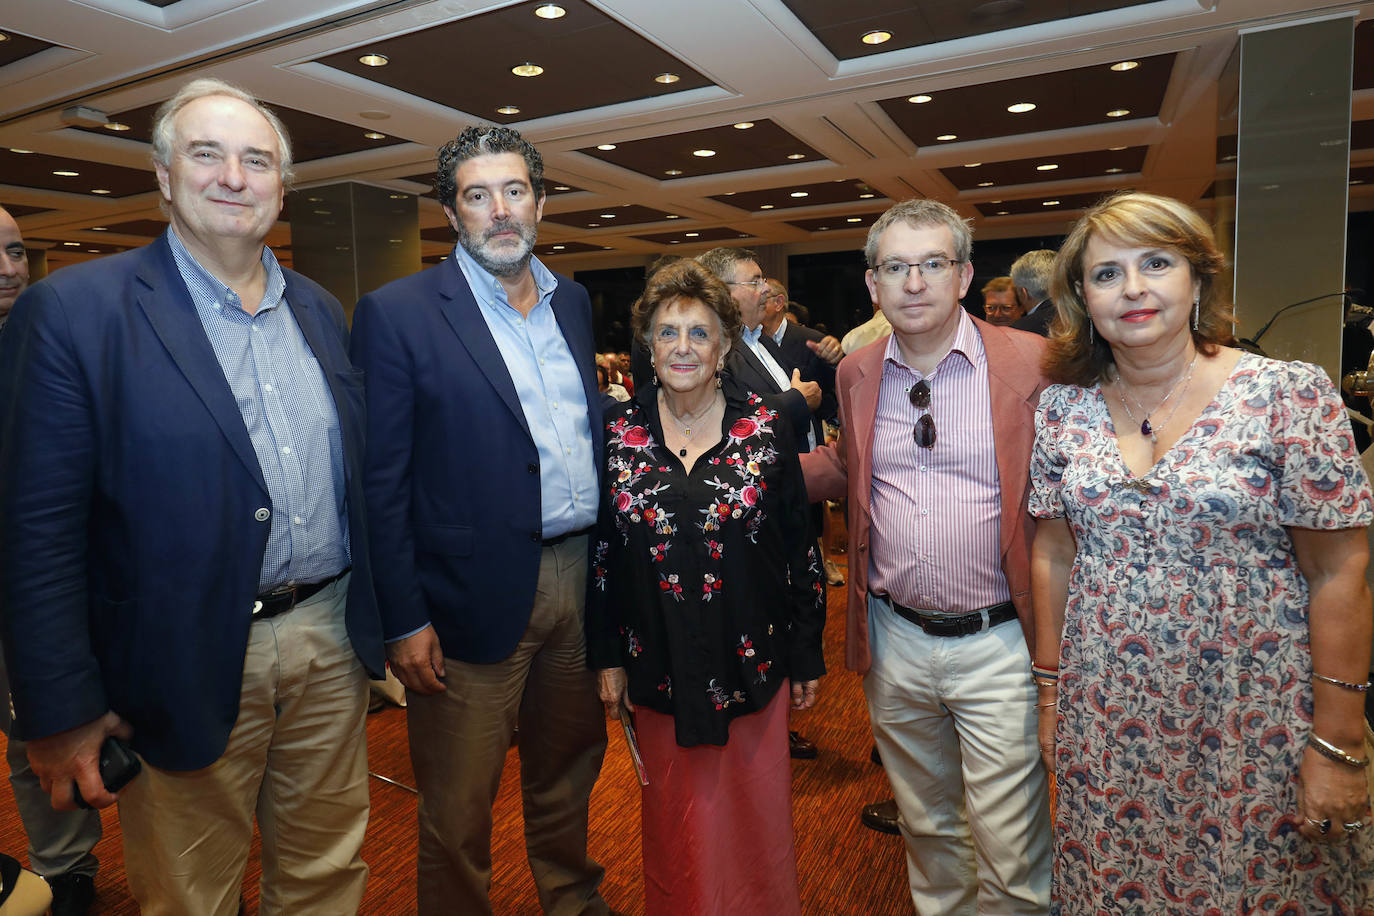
[587,259,825,915]
[1030,191,1374,911]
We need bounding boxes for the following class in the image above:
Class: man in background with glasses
[801,199,1052,915]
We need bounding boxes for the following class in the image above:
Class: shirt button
[551,402,559,409]
[527,463,538,475]
[530,532,541,543]
[921,509,929,516]
[293,516,304,525]
[264,384,273,392]
[254,508,271,522]
[281,446,291,454]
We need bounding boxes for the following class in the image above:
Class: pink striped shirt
[867,312,1009,614]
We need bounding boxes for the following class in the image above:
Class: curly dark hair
[631,260,742,349]
[1044,191,1236,386]
[434,125,544,211]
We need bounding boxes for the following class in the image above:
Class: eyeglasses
[725,278,767,290]
[909,380,935,448]
[873,258,963,286]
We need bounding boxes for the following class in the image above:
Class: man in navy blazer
[351,126,609,915]
[0,79,383,915]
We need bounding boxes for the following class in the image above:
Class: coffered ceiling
[0,0,1370,273]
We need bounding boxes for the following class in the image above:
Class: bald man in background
[0,204,102,916]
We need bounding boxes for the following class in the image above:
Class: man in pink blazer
[801,199,1051,915]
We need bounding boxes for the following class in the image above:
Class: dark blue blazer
[350,259,603,664]
[0,235,384,771]
[764,322,838,437]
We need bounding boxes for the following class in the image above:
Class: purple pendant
[1140,418,1152,437]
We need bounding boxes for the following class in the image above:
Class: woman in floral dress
[1030,192,1374,913]
[587,259,825,915]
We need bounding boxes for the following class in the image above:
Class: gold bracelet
[1313,672,1371,692]
[1309,732,1371,769]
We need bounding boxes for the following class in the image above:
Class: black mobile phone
[72,736,142,809]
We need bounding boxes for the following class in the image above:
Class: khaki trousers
[119,576,370,916]
[407,536,609,916]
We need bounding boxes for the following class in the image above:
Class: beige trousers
[406,536,609,916]
[119,576,370,916]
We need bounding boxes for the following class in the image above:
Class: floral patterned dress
[1030,354,1374,915]
[587,388,825,748]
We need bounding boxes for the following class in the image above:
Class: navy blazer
[764,322,837,438]
[350,259,603,664]
[0,234,384,771]
[723,345,813,455]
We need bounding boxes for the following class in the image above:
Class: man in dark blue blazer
[0,79,383,915]
[351,126,609,916]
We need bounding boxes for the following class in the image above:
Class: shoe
[824,559,845,586]
[860,798,901,835]
[870,743,882,766]
[788,730,818,759]
[47,872,95,916]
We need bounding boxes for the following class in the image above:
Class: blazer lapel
[980,323,1041,556]
[434,259,532,439]
[134,238,267,494]
[848,341,885,529]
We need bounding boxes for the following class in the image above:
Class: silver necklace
[660,391,720,457]
[1115,352,1198,444]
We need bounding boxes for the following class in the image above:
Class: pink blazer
[801,318,1049,673]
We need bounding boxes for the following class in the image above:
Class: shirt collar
[166,227,285,314]
[741,324,763,346]
[882,307,983,375]
[451,241,557,310]
[769,321,787,346]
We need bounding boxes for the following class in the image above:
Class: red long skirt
[635,683,802,916]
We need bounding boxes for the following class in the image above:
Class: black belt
[541,527,591,548]
[875,594,1017,638]
[253,568,349,621]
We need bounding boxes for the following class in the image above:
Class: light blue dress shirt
[167,229,349,591]
[453,244,599,537]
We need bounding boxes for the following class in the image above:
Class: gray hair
[435,125,544,211]
[1010,249,1056,302]
[151,78,294,185]
[695,246,758,281]
[864,199,972,267]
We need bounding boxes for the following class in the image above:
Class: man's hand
[386,625,447,695]
[790,369,822,410]
[791,679,819,710]
[597,667,635,721]
[27,711,133,810]
[806,335,843,366]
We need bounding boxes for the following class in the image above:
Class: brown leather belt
[874,594,1017,638]
[253,568,349,621]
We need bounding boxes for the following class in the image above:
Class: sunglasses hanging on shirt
[909,380,935,449]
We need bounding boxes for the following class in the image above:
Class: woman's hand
[1298,747,1372,843]
[791,679,819,710]
[1036,686,1057,772]
[597,667,634,721]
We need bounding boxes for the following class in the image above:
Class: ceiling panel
[0,203,51,218]
[316,0,712,123]
[787,213,880,232]
[0,29,58,68]
[631,226,755,245]
[578,120,823,180]
[542,203,678,229]
[877,53,1174,147]
[974,190,1108,217]
[781,0,1157,59]
[0,148,157,197]
[535,240,606,256]
[709,179,883,212]
[942,145,1148,190]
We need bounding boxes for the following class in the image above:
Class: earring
[1088,321,1095,345]
[1192,296,1200,331]
[649,357,659,387]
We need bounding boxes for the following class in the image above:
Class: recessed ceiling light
[908,94,932,104]
[588,223,600,227]
[685,232,700,237]
[733,122,755,130]
[1108,145,1127,151]
[654,73,680,84]
[363,131,387,140]
[847,217,862,223]
[666,214,680,219]
[1105,167,1123,174]
[723,191,735,196]
[1042,199,1060,206]
[554,185,571,191]
[1036,163,1058,171]
[1353,179,1365,185]
[693,149,716,157]
[1007,102,1036,114]
[859,192,875,199]
[0,33,8,42]
[990,199,1001,203]
[53,170,79,177]
[553,244,566,250]
[977,181,994,187]
[996,210,1009,215]
[1221,154,1237,162]
[964,162,982,168]
[597,143,616,151]
[1262,184,1280,191]
[90,188,110,195]
[786,153,806,160]
[359,110,390,120]
[9,148,32,154]
[63,241,80,246]
[1111,60,1139,71]
[603,246,613,250]
[669,239,681,244]
[91,226,107,231]
[936,134,957,141]
[358,53,389,67]
[599,213,617,219]
[103,121,131,132]
[388,193,407,199]
[87,249,101,254]
[1106,108,1130,118]
[862,30,892,45]
[535,3,566,18]
[496,105,520,115]
[790,191,809,198]
[759,204,775,210]
[512,63,544,77]
[664,169,683,176]
[818,226,829,231]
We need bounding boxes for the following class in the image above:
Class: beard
[457,217,538,278]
